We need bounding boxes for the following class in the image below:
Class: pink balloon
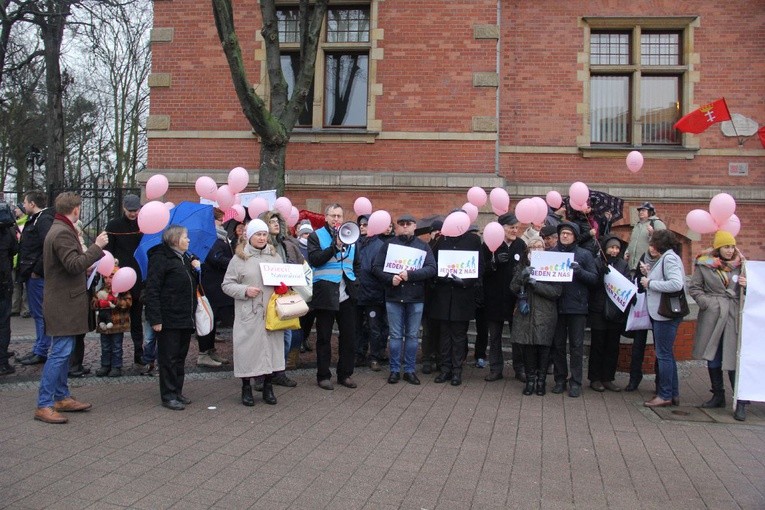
[491,205,507,216]
[626,151,644,173]
[145,174,169,201]
[111,267,137,295]
[164,201,175,210]
[97,250,115,277]
[546,191,563,209]
[462,202,479,223]
[288,206,300,227]
[442,211,471,237]
[569,182,589,205]
[719,214,741,237]
[489,187,510,214]
[709,193,736,225]
[138,201,170,234]
[571,200,587,212]
[467,187,488,207]
[274,197,292,218]
[483,221,504,252]
[686,209,718,234]
[354,197,373,216]
[227,167,249,193]
[515,199,535,224]
[530,197,548,225]
[195,176,218,200]
[367,210,391,236]
[216,185,235,211]
[247,197,269,220]
[234,194,242,205]
[231,204,246,223]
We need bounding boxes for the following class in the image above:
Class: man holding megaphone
[307,204,361,390]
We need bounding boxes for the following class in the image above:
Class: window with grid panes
[589,27,685,146]
[277,6,371,129]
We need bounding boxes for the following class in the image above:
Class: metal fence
[2,187,140,245]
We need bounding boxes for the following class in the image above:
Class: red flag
[673,98,732,134]
[759,126,765,148]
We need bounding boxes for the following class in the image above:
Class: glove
[275,282,289,295]
[521,266,533,283]
[449,274,465,288]
[527,278,537,286]
[603,265,611,274]
[570,260,580,272]
[496,252,510,263]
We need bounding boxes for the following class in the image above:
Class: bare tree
[212,0,328,195]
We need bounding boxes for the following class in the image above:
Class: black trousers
[157,328,193,402]
[68,333,86,369]
[523,344,551,377]
[315,298,356,382]
[473,306,488,359]
[486,319,509,374]
[129,284,144,362]
[440,320,469,376]
[553,314,587,386]
[628,329,649,381]
[588,326,622,383]
[421,317,441,364]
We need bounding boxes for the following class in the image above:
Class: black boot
[734,401,747,421]
[241,379,254,407]
[535,374,546,396]
[523,375,536,396]
[625,375,642,392]
[701,367,725,408]
[262,374,277,405]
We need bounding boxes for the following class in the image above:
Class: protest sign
[383,244,426,274]
[738,260,765,402]
[260,263,308,287]
[437,250,479,279]
[529,251,573,282]
[603,265,637,312]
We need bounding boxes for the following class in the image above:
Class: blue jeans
[707,341,723,369]
[37,336,74,407]
[28,277,51,357]
[652,318,681,400]
[386,301,424,373]
[100,333,125,368]
[142,319,157,364]
[283,329,292,362]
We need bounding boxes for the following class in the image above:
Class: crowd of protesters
[0,192,751,424]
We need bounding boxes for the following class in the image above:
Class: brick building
[147,0,765,262]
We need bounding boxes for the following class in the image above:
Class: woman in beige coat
[222,219,284,407]
[688,230,748,420]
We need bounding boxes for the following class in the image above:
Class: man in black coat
[104,194,145,366]
[551,221,598,397]
[428,226,483,386]
[16,190,55,365]
[481,213,527,382]
[0,216,18,375]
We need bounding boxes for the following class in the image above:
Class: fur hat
[297,221,314,235]
[246,219,269,240]
[713,230,736,249]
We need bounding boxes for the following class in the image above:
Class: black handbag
[657,257,690,319]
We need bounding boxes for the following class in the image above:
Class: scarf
[695,247,742,287]
[54,213,77,234]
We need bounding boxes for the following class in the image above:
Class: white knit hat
[246,219,269,240]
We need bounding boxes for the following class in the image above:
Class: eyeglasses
[559,231,574,236]
[397,221,414,226]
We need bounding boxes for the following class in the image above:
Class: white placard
[737,260,765,402]
[437,250,479,279]
[603,265,638,312]
[383,244,426,274]
[259,263,308,287]
[529,251,574,282]
[201,189,277,209]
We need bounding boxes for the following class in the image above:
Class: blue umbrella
[134,201,217,280]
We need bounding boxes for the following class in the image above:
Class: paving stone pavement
[2,317,764,509]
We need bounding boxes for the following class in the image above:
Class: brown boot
[34,407,68,424]
[53,397,92,412]
[286,349,300,370]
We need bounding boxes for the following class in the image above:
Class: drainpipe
[495,0,501,176]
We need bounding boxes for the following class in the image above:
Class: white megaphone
[337,221,360,245]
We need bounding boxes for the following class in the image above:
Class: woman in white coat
[222,219,284,407]
[640,229,686,408]
[688,230,748,420]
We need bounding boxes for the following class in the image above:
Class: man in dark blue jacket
[373,214,436,384]
[356,214,387,371]
[551,222,598,397]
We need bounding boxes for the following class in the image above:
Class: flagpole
[722,98,743,144]
[734,257,746,410]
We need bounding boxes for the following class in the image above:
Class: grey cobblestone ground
[1,316,764,509]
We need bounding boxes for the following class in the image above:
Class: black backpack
[0,201,15,228]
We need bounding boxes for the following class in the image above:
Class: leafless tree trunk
[211,0,327,195]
